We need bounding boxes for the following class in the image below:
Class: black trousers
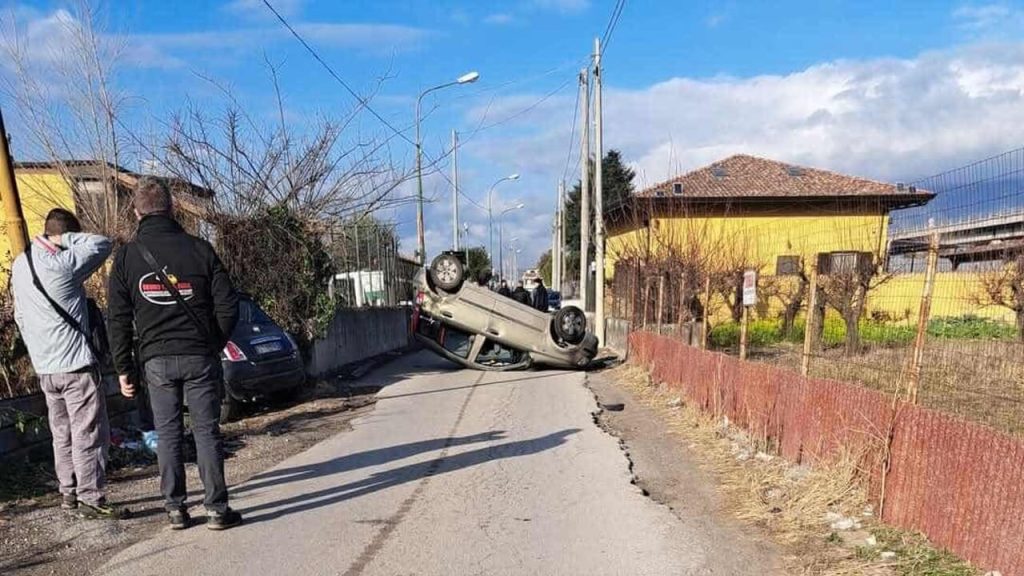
[145,355,228,514]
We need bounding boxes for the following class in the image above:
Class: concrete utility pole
[593,37,606,345]
[559,180,566,291]
[452,129,460,251]
[0,108,27,258]
[578,67,591,308]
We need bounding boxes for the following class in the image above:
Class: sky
[4,0,1024,270]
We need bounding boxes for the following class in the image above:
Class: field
[700,315,1024,438]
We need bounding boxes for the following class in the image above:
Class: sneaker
[206,508,242,531]
[168,508,192,530]
[78,499,130,520]
[60,494,78,510]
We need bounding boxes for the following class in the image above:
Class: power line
[261,0,414,147]
[600,0,627,56]
[561,77,581,185]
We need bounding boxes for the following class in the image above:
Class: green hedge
[709,315,1017,349]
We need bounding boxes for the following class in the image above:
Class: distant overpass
[888,212,1024,269]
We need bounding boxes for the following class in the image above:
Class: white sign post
[740,270,757,360]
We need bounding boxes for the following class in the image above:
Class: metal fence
[325,221,418,308]
[608,148,1024,439]
[630,331,1024,575]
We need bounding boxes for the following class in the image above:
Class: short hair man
[107,178,242,530]
[532,277,549,312]
[11,208,119,518]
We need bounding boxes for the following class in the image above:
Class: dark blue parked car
[219,295,305,421]
[547,290,562,311]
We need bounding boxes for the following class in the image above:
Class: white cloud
[953,3,1024,39]
[531,0,591,14]
[448,43,1024,267]
[484,13,516,25]
[224,0,306,20]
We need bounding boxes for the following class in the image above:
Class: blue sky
[5,0,1024,268]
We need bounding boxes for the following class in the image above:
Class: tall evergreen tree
[563,149,636,280]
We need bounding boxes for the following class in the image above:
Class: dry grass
[753,339,1024,438]
[610,362,979,576]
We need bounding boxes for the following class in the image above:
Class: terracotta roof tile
[640,154,932,200]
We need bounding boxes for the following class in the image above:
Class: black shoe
[78,499,130,520]
[168,508,192,530]
[60,494,78,510]
[206,508,242,531]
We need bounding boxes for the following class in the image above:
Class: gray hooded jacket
[11,233,112,375]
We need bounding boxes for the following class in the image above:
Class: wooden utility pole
[701,275,712,350]
[656,273,666,333]
[801,265,819,377]
[593,36,606,345]
[577,67,591,309]
[908,231,940,403]
[0,108,27,258]
[739,304,750,360]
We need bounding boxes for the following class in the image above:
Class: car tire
[430,253,465,292]
[552,306,587,345]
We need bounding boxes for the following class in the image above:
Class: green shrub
[927,315,1017,340]
[710,319,785,348]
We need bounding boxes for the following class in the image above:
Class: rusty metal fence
[630,331,1024,574]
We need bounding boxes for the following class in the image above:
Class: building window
[817,251,874,275]
[672,182,683,195]
[776,255,801,276]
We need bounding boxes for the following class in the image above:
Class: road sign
[742,270,757,306]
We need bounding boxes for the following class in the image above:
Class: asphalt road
[99,352,731,576]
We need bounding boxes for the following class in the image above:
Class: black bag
[24,250,110,364]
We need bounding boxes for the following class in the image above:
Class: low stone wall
[307,307,411,379]
[604,318,631,358]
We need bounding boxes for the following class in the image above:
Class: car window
[240,299,274,325]
[476,338,526,367]
[441,327,474,359]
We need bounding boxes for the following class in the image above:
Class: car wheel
[552,306,587,345]
[430,253,465,292]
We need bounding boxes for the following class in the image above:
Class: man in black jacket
[108,178,241,531]
[532,278,549,312]
[511,282,531,306]
[497,279,511,298]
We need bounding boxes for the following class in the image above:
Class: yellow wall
[869,273,1015,323]
[607,209,889,278]
[0,172,77,273]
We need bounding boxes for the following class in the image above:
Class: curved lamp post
[415,71,480,264]
[498,205,523,281]
[486,173,519,273]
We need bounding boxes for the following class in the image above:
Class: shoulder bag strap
[24,249,100,359]
[133,240,213,347]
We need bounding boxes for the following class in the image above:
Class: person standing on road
[497,280,511,298]
[10,209,123,519]
[107,178,242,531]
[532,277,549,312]
[511,282,531,306]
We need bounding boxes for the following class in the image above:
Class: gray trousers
[39,369,110,506]
[145,355,228,514]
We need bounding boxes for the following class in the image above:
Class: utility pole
[578,67,591,309]
[452,129,460,251]
[0,108,27,258]
[551,195,558,288]
[559,180,566,292]
[593,37,606,345]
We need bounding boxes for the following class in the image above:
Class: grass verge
[609,362,978,576]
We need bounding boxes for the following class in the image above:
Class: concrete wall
[307,307,411,379]
[605,317,631,359]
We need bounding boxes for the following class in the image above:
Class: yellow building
[606,154,933,279]
[1,161,212,273]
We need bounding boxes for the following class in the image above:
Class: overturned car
[412,253,597,371]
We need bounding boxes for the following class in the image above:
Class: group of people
[494,276,549,312]
[10,178,243,531]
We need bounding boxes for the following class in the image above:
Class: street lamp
[415,70,480,264]
[498,207,523,281]
[486,173,519,273]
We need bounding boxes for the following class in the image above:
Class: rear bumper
[223,355,305,402]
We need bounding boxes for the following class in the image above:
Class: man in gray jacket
[11,208,121,519]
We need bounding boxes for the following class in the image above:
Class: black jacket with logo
[107,215,239,376]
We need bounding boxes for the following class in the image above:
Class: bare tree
[1,0,136,240]
[761,263,810,336]
[818,252,891,355]
[972,254,1024,341]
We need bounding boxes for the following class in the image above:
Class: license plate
[254,342,283,354]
